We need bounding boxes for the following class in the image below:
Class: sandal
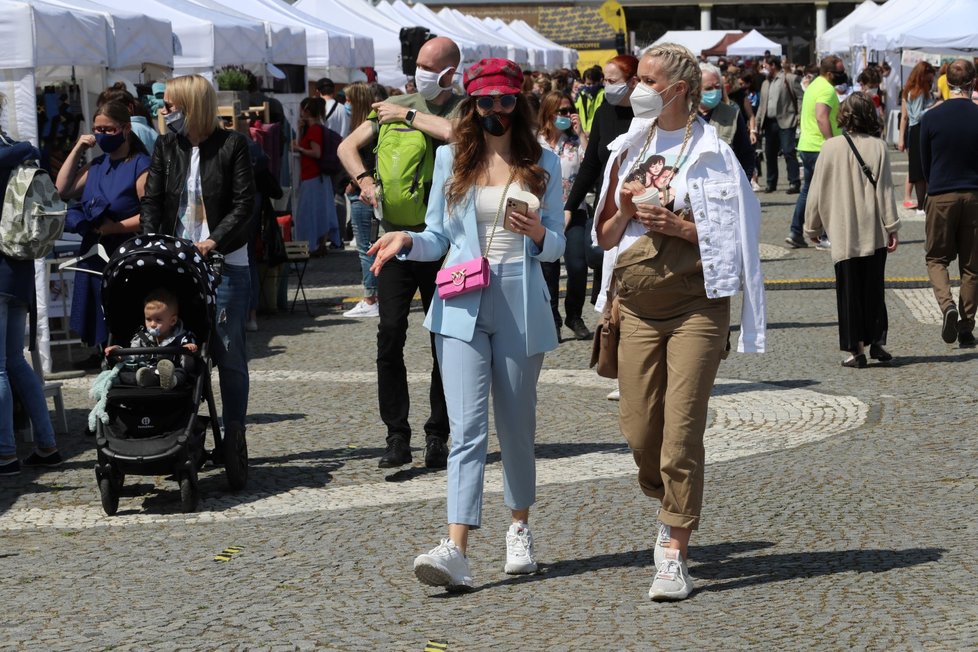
[902,200,917,209]
[841,353,867,368]
[869,344,892,362]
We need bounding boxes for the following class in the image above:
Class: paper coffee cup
[632,186,661,206]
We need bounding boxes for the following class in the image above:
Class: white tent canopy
[230,0,373,70]
[379,0,489,64]
[509,20,577,70]
[41,0,173,71]
[726,29,782,57]
[293,0,397,71]
[93,0,267,74]
[649,30,742,56]
[483,18,551,70]
[817,0,880,55]
[849,0,956,52]
[184,0,307,66]
[0,0,110,143]
[438,8,529,66]
[874,0,978,51]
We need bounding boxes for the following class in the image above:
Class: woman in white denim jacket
[594,44,766,602]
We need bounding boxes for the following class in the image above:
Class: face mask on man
[700,89,722,110]
[415,66,455,101]
[832,71,848,87]
[629,82,681,120]
[95,131,127,153]
[164,110,185,135]
[604,82,631,106]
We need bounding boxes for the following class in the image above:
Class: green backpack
[1,162,66,260]
[374,123,435,227]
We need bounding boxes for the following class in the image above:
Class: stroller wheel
[223,422,249,491]
[99,477,119,516]
[179,473,199,513]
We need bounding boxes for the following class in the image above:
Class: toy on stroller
[92,235,248,515]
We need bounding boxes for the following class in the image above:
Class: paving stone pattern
[2,152,977,650]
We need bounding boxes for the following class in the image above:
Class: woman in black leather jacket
[140,74,256,440]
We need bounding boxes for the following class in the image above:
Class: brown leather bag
[589,281,620,379]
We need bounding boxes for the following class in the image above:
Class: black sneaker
[378,438,412,468]
[784,234,809,249]
[786,184,801,195]
[22,450,63,468]
[869,344,893,362]
[942,307,959,344]
[565,316,592,341]
[958,331,976,348]
[424,438,449,469]
[0,458,20,476]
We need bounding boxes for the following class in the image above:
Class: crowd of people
[3,34,978,604]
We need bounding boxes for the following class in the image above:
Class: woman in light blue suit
[370,59,566,592]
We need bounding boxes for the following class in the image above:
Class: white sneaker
[750,179,761,192]
[414,539,474,592]
[653,521,671,569]
[649,548,693,601]
[343,299,380,318]
[607,388,620,401]
[505,521,538,574]
[815,235,832,251]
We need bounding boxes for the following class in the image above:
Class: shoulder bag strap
[842,131,877,188]
[324,100,339,122]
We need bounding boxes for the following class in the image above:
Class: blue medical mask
[95,131,127,153]
[554,116,573,131]
[701,89,722,110]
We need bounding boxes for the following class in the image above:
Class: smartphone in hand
[504,197,529,232]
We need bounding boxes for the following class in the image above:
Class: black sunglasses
[475,94,518,111]
[557,107,576,116]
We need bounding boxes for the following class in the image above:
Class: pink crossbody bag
[435,170,516,300]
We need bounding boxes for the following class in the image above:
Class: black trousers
[835,248,888,352]
[376,256,449,444]
[542,209,589,325]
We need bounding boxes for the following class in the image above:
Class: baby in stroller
[105,287,198,390]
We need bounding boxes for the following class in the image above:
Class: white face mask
[415,66,455,101]
[604,81,631,106]
[629,82,680,120]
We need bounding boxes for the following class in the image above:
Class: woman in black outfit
[563,55,639,305]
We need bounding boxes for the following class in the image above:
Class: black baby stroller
[92,234,248,515]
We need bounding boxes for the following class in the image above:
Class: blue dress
[69,152,150,345]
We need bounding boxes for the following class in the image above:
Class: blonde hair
[642,43,702,113]
[166,74,220,142]
[144,287,179,314]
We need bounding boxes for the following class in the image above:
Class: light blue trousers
[435,263,544,529]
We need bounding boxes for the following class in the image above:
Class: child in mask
[105,287,198,390]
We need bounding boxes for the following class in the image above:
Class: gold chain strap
[483,167,518,256]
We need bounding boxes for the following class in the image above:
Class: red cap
[463,58,523,96]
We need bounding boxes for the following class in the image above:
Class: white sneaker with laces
[505,521,538,574]
[653,521,671,569]
[343,299,380,318]
[414,539,474,592]
[815,236,832,251]
[649,548,693,601]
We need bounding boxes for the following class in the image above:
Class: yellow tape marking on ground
[213,545,244,562]
[424,641,448,651]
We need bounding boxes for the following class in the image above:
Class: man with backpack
[338,36,462,470]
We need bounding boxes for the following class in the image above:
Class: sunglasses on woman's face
[475,94,518,111]
[557,107,576,116]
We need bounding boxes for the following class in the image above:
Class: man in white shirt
[316,78,350,137]
[881,61,902,116]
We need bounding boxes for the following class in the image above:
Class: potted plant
[215,65,254,112]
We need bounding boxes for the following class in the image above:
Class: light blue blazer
[400,144,566,357]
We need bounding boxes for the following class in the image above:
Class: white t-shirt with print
[176,146,249,266]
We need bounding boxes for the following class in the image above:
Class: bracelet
[355,170,373,181]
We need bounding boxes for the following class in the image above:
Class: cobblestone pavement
[3,153,978,650]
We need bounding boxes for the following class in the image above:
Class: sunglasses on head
[475,94,518,111]
[557,107,576,116]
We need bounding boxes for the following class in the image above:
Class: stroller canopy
[101,235,218,345]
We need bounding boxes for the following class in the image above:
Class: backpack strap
[325,100,339,122]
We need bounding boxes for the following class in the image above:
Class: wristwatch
[405,108,417,126]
